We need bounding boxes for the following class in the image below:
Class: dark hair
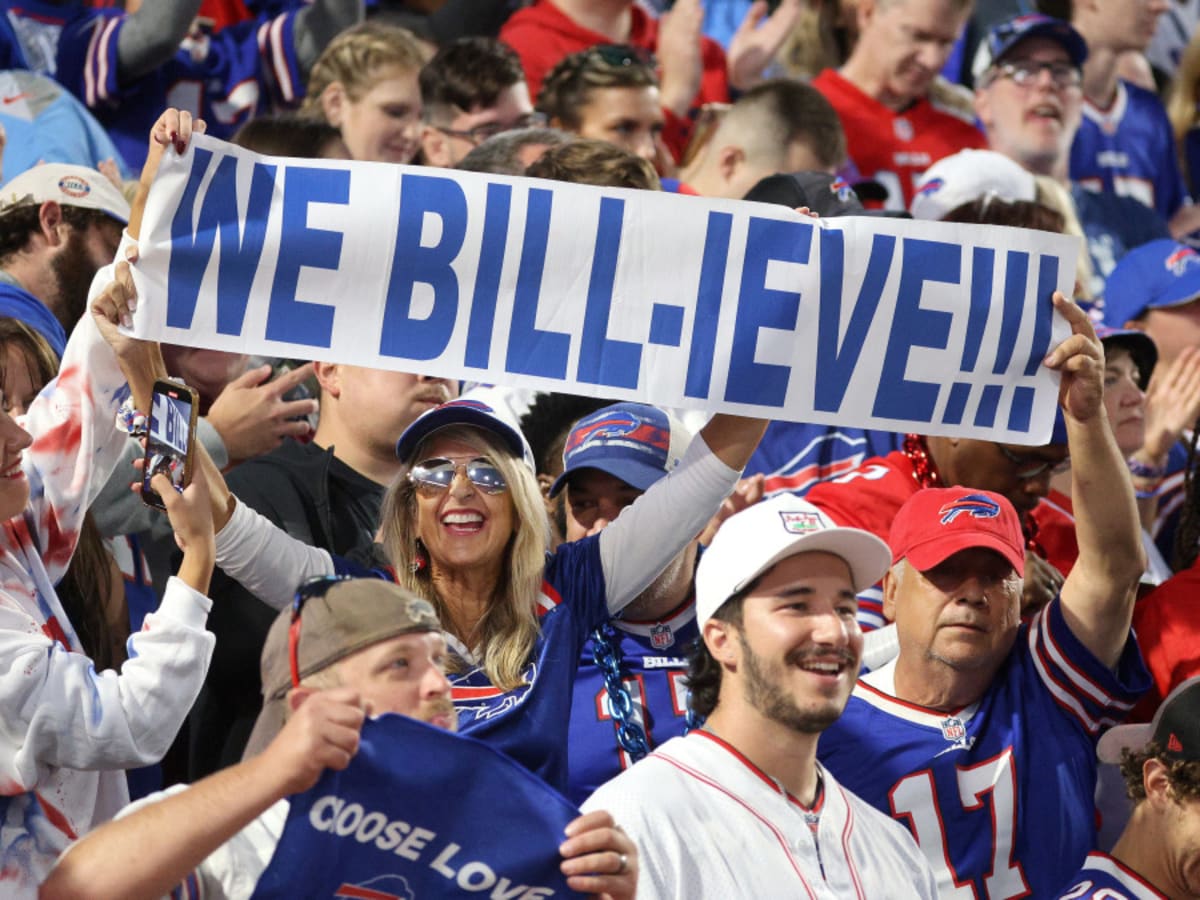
[455,127,573,176]
[1175,434,1200,570]
[536,44,658,130]
[525,139,661,191]
[0,204,116,264]
[420,37,525,122]
[0,318,121,669]
[232,114,345,158]
[519,392,614,477]
[1119,741,1200,803]
[941,197,1066,233]
[685,586,754,719]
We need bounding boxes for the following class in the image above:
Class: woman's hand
[150,459,216,594]
[130,108,207,238]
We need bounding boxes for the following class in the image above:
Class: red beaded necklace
[903,433,941,488]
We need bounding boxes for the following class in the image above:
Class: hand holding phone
[141,379,199,510]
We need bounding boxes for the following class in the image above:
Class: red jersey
[812,68,986,209]
[1128,563,1200,721]
[499,1,729,159]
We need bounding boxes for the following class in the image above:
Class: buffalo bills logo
[916,177,945,198]
[433,399,496,414]
[565,413,668,458]
[938,493,1000,524]
[1165,246,1200,276]
[829,177,854,202]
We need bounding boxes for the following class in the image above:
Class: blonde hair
[1033,175,1095,302]
[301,22,428,117]
[381,426,550,691]
[1168,31,1200,186]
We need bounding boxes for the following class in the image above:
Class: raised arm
[41,687,369,900]
[115,1,204,82]
[1053,293,1146,668]
[294,0,364,73]
[597,414,765,612]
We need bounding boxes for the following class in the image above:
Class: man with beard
[582,493,940,899]
[190,362,458,778]
[43,578,639,899]
[816,297,1151,896]
[0,162,126,353]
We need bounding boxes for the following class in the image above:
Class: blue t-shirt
[2,0,304,169]
[565,600,696,806]
[1071,80,1187,221]
[819,599,1149,899]
[1072,182,1170,307]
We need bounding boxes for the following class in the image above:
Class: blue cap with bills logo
[1103,239,1200,328]
[973,13,1088,81]
[549,402,691,497]
[395,398,534,470]
[695,495,892,628]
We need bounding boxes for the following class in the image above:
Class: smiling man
[816,298,1152,897]
[583,494,940,899]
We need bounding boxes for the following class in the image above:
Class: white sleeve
[214,500,335,611]
[597,434,740,614]
[0,576,213,786]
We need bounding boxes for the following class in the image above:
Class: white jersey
[583,731,939,900]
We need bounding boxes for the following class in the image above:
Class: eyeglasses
[993,443,1071,480]
[587,43,657,70]
[288,575,352,688]
[408,457,508,495]
[988,59,1081,90]
[437,111,548,145]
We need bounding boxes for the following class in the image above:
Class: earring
[410,538,428,574]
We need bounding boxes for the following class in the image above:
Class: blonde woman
[1167,28,1200,198]
[300,22,429,164]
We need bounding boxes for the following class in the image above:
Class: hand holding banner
[131,134,1079,443]
[251,714,583,899]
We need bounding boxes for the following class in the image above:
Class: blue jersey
[818,599,1149,899]
[0,68,131,181]
[1072,183,1170,306]
[445,535,609,793]
[745,421,903,499]
[3,0,303,169]
[1070,80,1187,221]
[566,600,696,806]
[1057,852,1167,899]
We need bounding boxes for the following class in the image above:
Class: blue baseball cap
[395,398,534,469]
[1103,239,1200,329]
[974,13,1088,81]
[0,288,66,357]
[549,402,692,498]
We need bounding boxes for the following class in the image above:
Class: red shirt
[1128,563,1200,720]
[499,1,729,159]
[812,68,986,209]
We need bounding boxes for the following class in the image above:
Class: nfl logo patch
[894,118,914,141]
[780,511,822,534]
[650,623,674,650]
[940,716,966,742]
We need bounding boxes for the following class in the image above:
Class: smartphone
[141,379,199,510]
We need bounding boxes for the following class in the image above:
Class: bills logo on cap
[336,874,415,899]
[1165,246,1200,276]
[650,622,675,650]
[938,493,1000,525]
[57,175,91,198]
[780,510,823,534]
[433,398,494,414]
[915,177,945,198]
[565,413,668,457]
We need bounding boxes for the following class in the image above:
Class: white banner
[131,134,1079,442]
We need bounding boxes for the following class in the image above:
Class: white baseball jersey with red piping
[582,729,939,899]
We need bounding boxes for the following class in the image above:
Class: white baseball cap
[910,150,1036,221]
[0,163,130,223]
[695,495,892,629]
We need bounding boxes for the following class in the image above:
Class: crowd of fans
[0,0,1196,896]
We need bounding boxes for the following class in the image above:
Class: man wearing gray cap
[583,495,939,899]
[44,577,638,900]
[0,162,128,352]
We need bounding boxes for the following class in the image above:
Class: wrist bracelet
[1127,457,1166,479]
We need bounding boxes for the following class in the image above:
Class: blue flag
[252,714,584,899]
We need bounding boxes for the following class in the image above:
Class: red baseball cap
[889,487,1025,577]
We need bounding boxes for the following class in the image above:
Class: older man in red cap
[817,295,1151,897]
